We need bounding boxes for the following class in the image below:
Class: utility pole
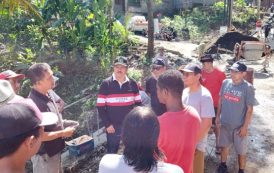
[223,0,227,26]
[257,0,261,19]
[227,0,233,31]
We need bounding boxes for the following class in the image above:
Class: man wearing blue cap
[179,63,215,173]
[216,61,255,173]
[145,58,167,116]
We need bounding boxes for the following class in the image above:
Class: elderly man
[145,58,167,116]
[27,63,76,173]
[0,70,25,94]
[179,63,215,173]
[216,61,255,173]
[97,56,141,153]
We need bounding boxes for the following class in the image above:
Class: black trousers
[106,126,121,153]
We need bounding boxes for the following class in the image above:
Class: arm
[197,93,214,141]
[96,81,112,129]
[41,126,75,141]
[238,105,253,137]
[197,118,212,141]
[215,97,222,127]
[239,84,255,137]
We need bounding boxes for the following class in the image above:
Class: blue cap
[230,61,247,72]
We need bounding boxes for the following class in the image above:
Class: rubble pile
[205,32,259,54]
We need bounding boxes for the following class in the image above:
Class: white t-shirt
[99,154,184,173]
[182,86,215,152]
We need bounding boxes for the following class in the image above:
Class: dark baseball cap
[0,99,58,140]
[152,58,166,67]
[114,56,128,67]
[178,63,202,74]
[230,61,247,72]
[200,54,214,63]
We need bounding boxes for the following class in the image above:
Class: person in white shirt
[99,106,183,173]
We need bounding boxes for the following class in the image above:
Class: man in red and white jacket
[97,56,141,153]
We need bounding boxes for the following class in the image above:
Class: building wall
[261,0,274,8]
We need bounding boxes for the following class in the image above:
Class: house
[114,0,218,16]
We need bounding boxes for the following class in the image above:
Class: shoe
[217,164,228,173]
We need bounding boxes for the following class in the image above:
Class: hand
[106,125,115,134]
[62,127,76,138]
[238,126,248,138]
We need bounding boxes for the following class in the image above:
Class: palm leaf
[1,0,42,19]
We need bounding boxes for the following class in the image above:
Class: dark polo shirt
[145,77,167,116]
[29,89,65,157]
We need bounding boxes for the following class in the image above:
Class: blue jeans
[106,126,121,153]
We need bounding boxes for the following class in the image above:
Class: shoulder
[214,68,226,76]
[157,162,184,173]
[243,80,255,91]
[128,78,138,85]
[99,154,124,172]
[100,154,122,163]
[222,79,232,85]
[201,86,211,96]
[184,106,201,122]
[146,76,155,83]
[101,76,113,85]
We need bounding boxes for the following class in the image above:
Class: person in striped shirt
[97,56,142,153]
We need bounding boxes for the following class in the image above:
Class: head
[0,70,25,94]
[151,58,167,79]
[27,63,54,93]
[200,54,214,72]
[113,56,128,80]
[156,70,184,105]
[178,63,202,87]
[0,101,58,161]
[122,106,163,172]
[229,61,247,84]
[159,47,164,55]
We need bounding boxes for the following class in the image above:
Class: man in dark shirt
[97,56,141,153]
[27,63,76,173]
[145,58,167,116]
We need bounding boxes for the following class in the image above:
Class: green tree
[145,0,162,60]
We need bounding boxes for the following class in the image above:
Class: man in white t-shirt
[179,63,215,173]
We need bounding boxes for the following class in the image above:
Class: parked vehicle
[128,16,148,35]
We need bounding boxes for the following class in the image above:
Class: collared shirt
[112,73,129,87]
[29,89,65,157]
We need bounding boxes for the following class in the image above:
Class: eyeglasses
[151,66,163,71]
[181,72,195,77]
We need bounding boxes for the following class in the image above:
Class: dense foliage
[160,0,258,41]
[0,0,130,71]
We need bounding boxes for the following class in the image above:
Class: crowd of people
[0,47,255,173]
